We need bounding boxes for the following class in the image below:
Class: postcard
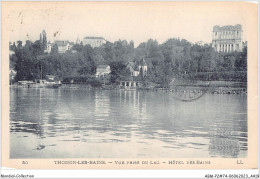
[1,1,258,171]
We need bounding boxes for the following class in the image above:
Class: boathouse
[119,80,139,90]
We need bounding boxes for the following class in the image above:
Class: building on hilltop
[212,24,244,52]
[44,42,52,53]
[43,40,75,54]
[54,40,74,53]
[82,37,106,48]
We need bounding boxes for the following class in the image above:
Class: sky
[5,2,249,47]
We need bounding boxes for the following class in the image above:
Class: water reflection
[10,88,247,158]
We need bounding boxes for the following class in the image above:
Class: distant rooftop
[127,61,135,66]
[84,36,105,40]
[46,75,56,78]
[54,40,74,47]
[213,24,242,31]
[54,40,69,46]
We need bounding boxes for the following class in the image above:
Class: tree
[73,43,84,52]
[14,45,37,81]
[51,43,58,54]
[41,30,47,50]
[10,34,247,83]
[17,41,23,49]
[31,40,44,55]
[78,60,96,76]
[235,47,247,71]
[10,42,17,51]
[109,61,131,83]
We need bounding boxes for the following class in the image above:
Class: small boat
[34,79,62,88]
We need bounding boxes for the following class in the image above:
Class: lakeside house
[126,62,140,77]
[137,58,148,76]
[120,58,148,90]
[126,58,148,77]
[9,69,17,85]
[95,65,111,77]
[9,69,16,79]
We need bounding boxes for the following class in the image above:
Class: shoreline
[10,83,247,95]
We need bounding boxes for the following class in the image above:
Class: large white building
[82,37,106,48]
[212,24,244,52]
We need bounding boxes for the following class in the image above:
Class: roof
[127,65,134,72]
[96,65,110,74]
[84,36,104,40]
[213,24,242,32]
[9,70,17,75]
[127,62,135,67]
[54,40,74,47]
[97,65,109,69]
[139,58,147,66]
[46,75,56,78]
[55,41,69,47]
[126,61,139,71]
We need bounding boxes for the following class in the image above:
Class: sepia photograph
[1,1,258,172]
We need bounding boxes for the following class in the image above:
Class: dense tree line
[9,37,247,86]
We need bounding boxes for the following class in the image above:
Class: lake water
[10,88,247,158]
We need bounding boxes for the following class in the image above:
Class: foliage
[109,61,131,83]
[10,36,247,85]
[90,79,102,87]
